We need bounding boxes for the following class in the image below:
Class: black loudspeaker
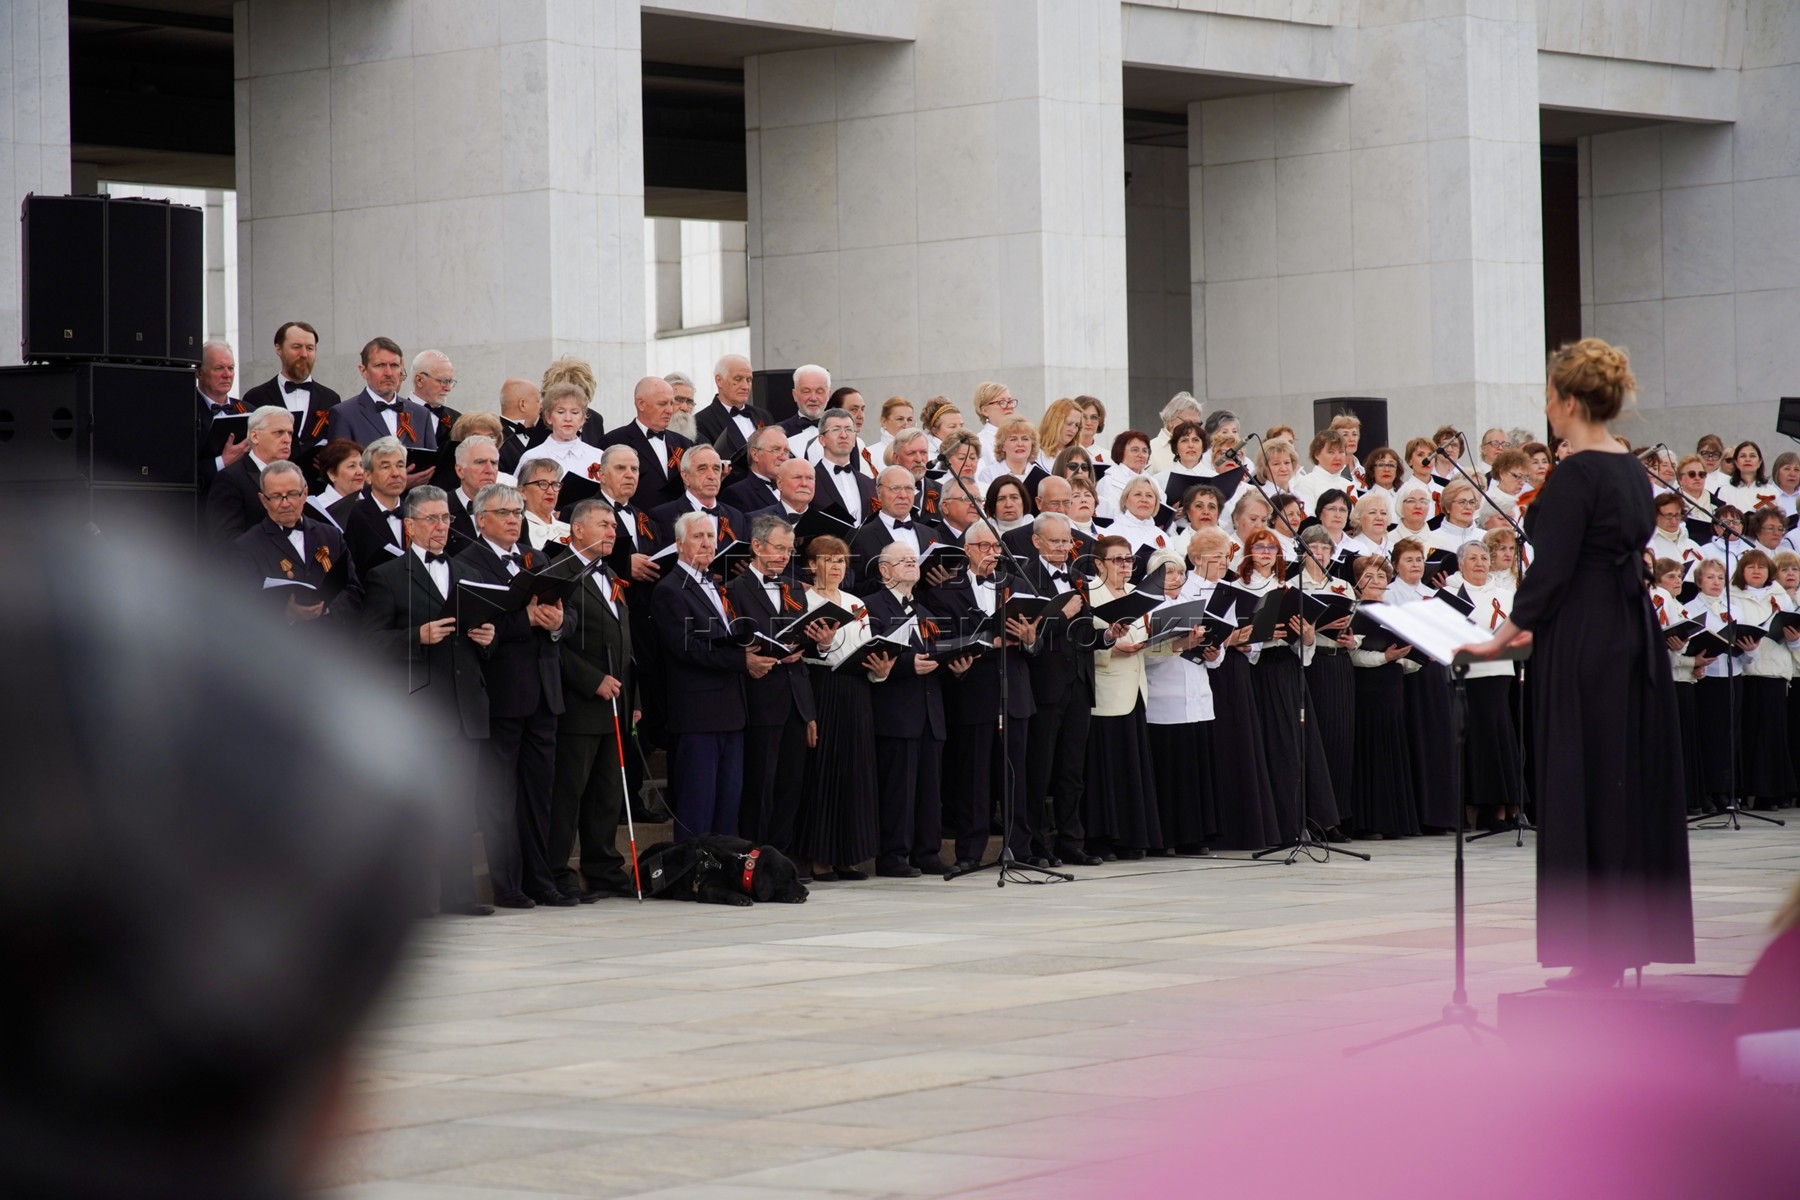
[19,194,204,365]
[1313,396,1389,455]
[21,195,107,359]
[0,363,197,487]
[754,368,797,424]
[1776,398,1800,440]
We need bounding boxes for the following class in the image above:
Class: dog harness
[740,847,761,893]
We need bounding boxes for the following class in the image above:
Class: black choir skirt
[1739,676,1796,802]
[1206,651,1281,850]
[796,665,880,866]
[1149,720,1214,849]
[1463,675,1524,813]
[1674,682,1705,812]
[1350,661,1420,838]
[1404,661,1459,829]
[1787,682,1800,801]
[1305,649,1356,809]
[1249,648,1340,840]
[1694,675,1739,797]
[1083,702,1164,852]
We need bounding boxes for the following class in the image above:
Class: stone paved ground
[319,822,1800,1199]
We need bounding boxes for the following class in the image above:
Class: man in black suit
[1014,512,1101,866]
[409,348,462,449]
[456,482,576,909]
[207,406,295,545]
[721,425,789,513]
[599,375,692,507]
[228,459,363,625]
[325,337,437,489]
[339,437,412,580]
[359,485,497,916]
[496,378,542,475]
[548,500,639,902]
[779,363,832,440]
[812,409,877,528]
[863,542,957,877]
[242,321,342,488]
[652,512,776,837]
[931,487,982,544]
[922,524,1042,870]
[696,353,772,456]
[648,444,749,552]
[1003,475,1097,564]
[851,466,940,594]
[195,340,250,496]
[727,514,827,855]
[445,434,501,549]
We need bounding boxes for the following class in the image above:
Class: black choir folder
[204,411,250,458]
[440,556,594,622]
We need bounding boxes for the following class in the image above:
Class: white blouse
[1144,581,1215,725]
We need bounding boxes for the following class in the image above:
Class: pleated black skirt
[1084,702,1164,852]
[1464,674,1523,812]
[796,665,880,866]
[1350,661,1420,837]
[1694,675,1739,797]
[1674,682,1705,812]
[1787,682,1800,799]
[1404,661,1458,828]
[1250,647,1340,840]
[1149,720,1213,848]
[1739,676,1796,801]
[1305,649,1356,809]
[1206,651,1281,850]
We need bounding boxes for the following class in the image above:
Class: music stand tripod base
[1253,823,1370,864]
[1688,802,1784,830]
[944,847,1074,886]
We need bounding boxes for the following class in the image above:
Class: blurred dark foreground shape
[0,514,459,1199]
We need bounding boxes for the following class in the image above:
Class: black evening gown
[1249,644,1341,841]
[1206,650,1281,849]
[796,664,879,867]
[1673,682,1705,812]
[1403,661,1459,828]
[1739,676,1796,803]
[1304,648,1356,808]
[1149,721,1213,848]
[1511,451,1694,969]
[1350,659,1420,837]
[1084,701,1164,853]
[1693,675,1739,799]
[1463,675,1524,814]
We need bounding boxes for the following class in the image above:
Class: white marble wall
[0,0,71,365]
[1580,1,1800,450]
[744,0,1130,420]
[1126,142,1194,430]
[1191,2,1546,446]
[235,0,646,424]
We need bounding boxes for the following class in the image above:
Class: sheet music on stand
[1359,601,1532,666]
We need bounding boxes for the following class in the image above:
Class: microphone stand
[933,452,1073,886]
[1635,459,1782,830]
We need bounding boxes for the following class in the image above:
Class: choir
[197,326,1788,915]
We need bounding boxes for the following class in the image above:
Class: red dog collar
[740,847,761,893]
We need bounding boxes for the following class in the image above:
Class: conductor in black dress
[358,486,497,916]
[1465,337,1695,989]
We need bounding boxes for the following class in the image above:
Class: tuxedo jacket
[444,486,481,550]
[420,402,464,491]
[340,493,409,581]
[229,516,363,623]
[454,538,570,720]
[725,570,817,728]
[920,569,1038,724]
[242,376,343,485]
[326,389,439,450]
[195,391,250,492]
[650,566,748,734]
[1002,523,1098,566]
[779,413,819,440]
[812,460,878,527]
[359,549,489,739]
[1013,555,1095,704]
[722,471,782,514]
[850,514,939,597]
[697,398,773,455]
[648,495,749,551]
[861,586,947,740]
[557,556,637,738]
[598,497,664,611]
[206,453,268,545]
[598,422,693,507]
[496,417,535,475]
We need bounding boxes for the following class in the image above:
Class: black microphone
[1431,430,1466,462]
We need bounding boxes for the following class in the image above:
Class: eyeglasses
[1102,556,1134,565]
[524,480,562,491]
[1680,470,1706,479]
[261,490,306,504]
[421,373,457,391]
[409,513,453,525]
[1700,450,1722,459]
[481,507,525,519]
[1481,438,1508,450]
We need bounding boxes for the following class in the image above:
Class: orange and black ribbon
[668,446,684,473]
[1757,493,1777,509]
[611,577,627,604]
[588,461,606,481]
[396,410,417,444]
[1653,593,1668,628]
[719,515,737,542]
[309,409,330,439]
[314,545,332,573]
[637,512,652,540]
[719,588,738,621]
[779,581,804,613]
[1489,597,1505,630]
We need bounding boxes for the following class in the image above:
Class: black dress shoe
[952,859,982,872]
[1147,847,1175,858]
[446,902,496,916]
[911,856,948,874]
[494,894,535,910]
[877,861,922,878]
[1114,848,1144,860]
[564,888,604,904]
[1324,827,1351,844]
[532,891,579,907]
[1042,854,1063,868]
[1063,851,1102,866]
[833,866,869,881]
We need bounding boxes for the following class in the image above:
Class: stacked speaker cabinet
[20,194,204,365]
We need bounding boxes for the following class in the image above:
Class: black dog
[636,836,808,906]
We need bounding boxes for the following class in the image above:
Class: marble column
[1,0,71,365]
[235,0,645,422]
[745,0,1129,417]
[1192,1,1545,439]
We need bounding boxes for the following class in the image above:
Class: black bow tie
[833,463,857,475]
[1050,570,1069,583]
[890,519,913,531]
[501,551,522,566]
[283,379,312,394]
[376,400,403,413]
[424,551,446,565]
[901,600,917,616]
[699,505,716,516]
[727,405,745,415]
[210,404,231,416]
[613,502,632,516]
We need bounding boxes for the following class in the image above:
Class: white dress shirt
[680,559,729,619]
[412,542,449,599]
[881,510,920,557]
[519,436,606,479]
[484,536,525,576]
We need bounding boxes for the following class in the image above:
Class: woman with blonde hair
[1037,398,1085,471]
[971,381,1016,458]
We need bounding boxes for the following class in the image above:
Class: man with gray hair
[812,407,876,528]
[409,348,461,446]
[666,372,699,441]
[229,458,362,625]
[207,405,294,545]
[448,434,501,546]
[852,466,939,592]
[195,338,250,494]
[1148,390,1204,473]
[339,435,411,579]
[697,353,770,453]
[779,363,833,439]
[723,424,789,511]
[649,443,749,550]
[456,481,576,908]
[600,375,694,507]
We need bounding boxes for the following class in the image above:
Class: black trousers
[486,701,560,901]
[739,713,810,854]
[945,716,1032,864]
[875,733,945,866]
[433,737,484,909]
[548,725,631,894]
[1025,693,1090,856]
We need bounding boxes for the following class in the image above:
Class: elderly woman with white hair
[517,457,571,552]
[1142,542,1217,855]
[1147,391,1204,473]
